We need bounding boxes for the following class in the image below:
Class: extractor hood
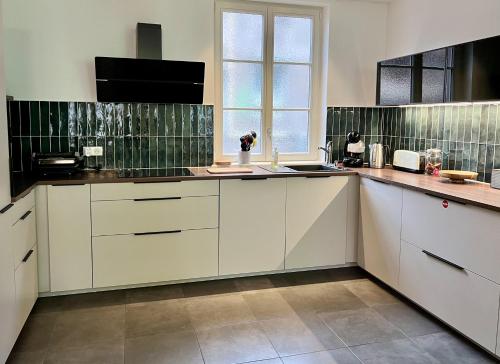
[95,23,205,104]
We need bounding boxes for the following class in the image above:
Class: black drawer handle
[0,203,13,214]
[51,183,86,186]
[133,197,181,202]
[422,250,465,271]
[241,177,268,180]
[424,193,466,205]
[20,210,32,220]
[368,177,389,184]
[134,180,182,184]
[22,249,34,263]
[134,230,182,236]
[306,175,331,178]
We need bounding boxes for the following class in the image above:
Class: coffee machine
[342,131,365,167]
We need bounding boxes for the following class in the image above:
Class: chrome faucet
[318,141,334,164]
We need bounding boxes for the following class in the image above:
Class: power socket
[83,146,103,157]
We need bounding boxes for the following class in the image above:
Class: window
[215,1,322,161]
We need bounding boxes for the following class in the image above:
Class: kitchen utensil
[439,170,478,183]
[207,167,253,174]
[369,143,387,169]
[425,149,443,175]
[392,150,425,173]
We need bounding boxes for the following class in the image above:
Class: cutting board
[207,167,253,174]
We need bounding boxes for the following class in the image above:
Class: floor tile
[413,332,498,364]
[125,329,203,364]
[63,290,126,310]
[125,299,191,338]
[125,284,184,304]
[6,350,46,364]
[186,294,256,331]
[243,290,297,320]
[44,343,124,364]
[351,338,438,364]
[49,306,125,351]
[182,279,238,297]
[259,315,343,357]
[294,311,347,351]
[373,302,444,337]
[246,359,283,364]
[197,322,278,364]
[12,312,58,353]
[319,308,405,346]
[235,276,275,292]
[343,279,400,306]
[281,348,361,364]
[280,283,367,314]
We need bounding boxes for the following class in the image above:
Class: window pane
[273,110,309,153]
[422,69,445,103]
[274,16,312,63]
[223,62,263,108]
[223,12,263,61]
[223,110,262,154]
[273,64,310,109]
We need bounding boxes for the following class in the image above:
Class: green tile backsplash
[8,101,214,173]
[327,104,500,182]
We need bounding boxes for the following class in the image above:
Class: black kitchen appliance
[32,152,84,176]
[342,132,365,167]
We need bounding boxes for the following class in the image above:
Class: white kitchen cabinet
[11,207,36,269]
[346,175,359,263]
[0,10,11,209]
[14,246,38,334]
[219,178,286,275]
[358,177,403,288]
[399,240,500,353]
[285,176,348,270]
[93,229,218,288]
[402,189,500,284]
[48,184,92,292]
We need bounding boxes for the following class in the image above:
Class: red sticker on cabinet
[442,200,449,208]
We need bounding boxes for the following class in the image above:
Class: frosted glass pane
[223,62,263,108]
[422,69,445,103]
[223,110,262,154]
[379,67,411,105]
[273,64,310,108]
[423,49,446,68]
[274,16,312,63]
[381,56,412,66]
[223,12,263,61]
[273,111,309,153]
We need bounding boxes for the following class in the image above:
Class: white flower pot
[238,151,251,165]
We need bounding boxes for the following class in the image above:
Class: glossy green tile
[115,104,124,137]
[206,137,214,166]
[158,104,166,136]
[132,104,141,137]
[149,137,158,169]
[333,108,341,135]
[124,103,132,137]
[77,102,87,137]
[87,103,96,137]
[11,137,21,171]
[182,137,190,166]
[158,137,167,168]
[105,137,114,169]
[41,137,50,154]
[123,137,133,169]
[167,137,175,168]
[40,102,50,136]
[487,104,497,144]
[191,105,199,136]
[59,102,69,137]
[140,104,149,137]
[174,137,182,167]
[326,108,333,136]
[19,101,30,136]
[198,137,206,167]
[479,105,489,143]
[96,103,105,137]
[149,104,158,136]
[206,106,214,137]
[346,107,354,133]
[166,104,175,136]
[31,137,41,155]
[182,104,191,137]
[190,137,199,166]
[49,102,59,137]
[197,105,206,136]
[29,101,40,136]
[9,101,20,136]
[132,137,141,169]
[96,135,105,168]
[141,137,150,168]
[115,137,124,170]
[21,137,31,171]
[60,136,69,153]
[471,104,481,143]
[50,137,60,152]
[174,104,183,136]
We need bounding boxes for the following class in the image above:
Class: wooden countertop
[10,166,500,212]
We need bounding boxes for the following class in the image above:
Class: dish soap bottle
[272,147,279,170]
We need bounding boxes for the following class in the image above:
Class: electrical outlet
[83,146,103,157]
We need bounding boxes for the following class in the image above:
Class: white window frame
[215,0,324,162]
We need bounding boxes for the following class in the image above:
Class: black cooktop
[117,168,194,178]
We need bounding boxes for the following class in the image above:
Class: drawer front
[399,240,499,352]
[93,229,218,287]
[14,246,38,333]
[12,208,37,268]
[5,190,35,226]
[91,180,219,201]
[92,196,218,236]
[402,189,500,283]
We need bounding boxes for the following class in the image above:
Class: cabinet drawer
[12,208,36,268]
[399,240,499,352]
[93,229,218,287]
[91,180,219,201]
[5,190,35,226]
[401,189,500,283]
[14,246,38,333]
[92,196,218,236]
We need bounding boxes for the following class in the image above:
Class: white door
[285,176,348,270]
[48,185,92,292]
[0,10,10,209]
[220,178,286,275]
[358,178,403,288]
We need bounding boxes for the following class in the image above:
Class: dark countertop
[10,166,500,212]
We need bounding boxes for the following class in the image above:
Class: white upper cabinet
[219,178,286,275]
[401,189,500,284]
[285,176,348,270]
[48,185,92,292]
[0,14,11,209]
[358,178,403,288]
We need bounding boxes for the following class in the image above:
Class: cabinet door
[14,246,38,334]
[48,185,92,292]
[220,178,286,275]
[358,178,403,288]
[285,176,348,270]
[0,12,11,209]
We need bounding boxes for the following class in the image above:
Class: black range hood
[95,23,205,104]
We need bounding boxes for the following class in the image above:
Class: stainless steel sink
[284,164,348,172]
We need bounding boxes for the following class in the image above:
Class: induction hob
[117,168,194,178]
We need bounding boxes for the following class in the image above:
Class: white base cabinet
[219,178,286,275]
[48,185,92,292]
[358,178,403,288]
[14,246,38,334]
[285,176,348,270]
[399,240,499,353]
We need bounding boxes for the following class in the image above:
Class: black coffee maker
[342,131,365,167]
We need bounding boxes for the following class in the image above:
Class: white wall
[0,1,11,208]
[1,0,388,106]
[386,0,500,59]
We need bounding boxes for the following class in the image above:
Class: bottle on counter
[272,147,279,170]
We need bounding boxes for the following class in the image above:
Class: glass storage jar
[425,148,442,176]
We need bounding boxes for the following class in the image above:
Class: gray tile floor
[7,268,499,364]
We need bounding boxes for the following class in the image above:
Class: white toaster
[392,150,425,173]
